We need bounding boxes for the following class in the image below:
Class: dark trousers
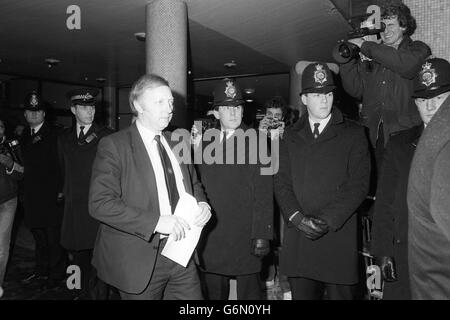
[70,250,93,295]
[119,239,202,300]
[375,121,385,174]
[202,272,263,300]
[30,227,65,280]
[288,277,356,300]
[70,249,115,299]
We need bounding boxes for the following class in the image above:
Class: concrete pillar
[146,0,188,129]
[102,86,117,130]
[405,0,450,61]
[289,67,305,117]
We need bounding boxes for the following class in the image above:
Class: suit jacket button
[396,239,401,244]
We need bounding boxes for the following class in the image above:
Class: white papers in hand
[161,193,203,267]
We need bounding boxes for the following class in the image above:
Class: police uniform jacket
[274,108,370,284]
[21,121,62,228]
[58,123,113,250]
[196,124,274,276]
[340,37,431,147]
[372,124,423,299]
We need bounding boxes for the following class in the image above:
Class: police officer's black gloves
[380,256,397,282]
[251,239,270,257]
[291,213,329,240]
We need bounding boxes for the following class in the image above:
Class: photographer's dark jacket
[274,109,370,284]
[21,121,62,228]
[340,37,431,147]
[58,124,113,250]
[0,138,23,204]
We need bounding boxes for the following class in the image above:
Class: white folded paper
[161,193,203,267]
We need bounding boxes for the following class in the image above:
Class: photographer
[0,118,24,298]
[258,96,288,140]
[339,1,431,168]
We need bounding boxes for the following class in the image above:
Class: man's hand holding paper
[161,193,211,267]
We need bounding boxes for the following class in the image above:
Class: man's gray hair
[129,74,170,115]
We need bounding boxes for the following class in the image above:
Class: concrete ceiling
[0,0,371,106]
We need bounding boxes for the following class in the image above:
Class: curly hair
[263,96,288,119]
[377,0,417,37]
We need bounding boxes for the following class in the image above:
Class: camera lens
[339,43,351,59]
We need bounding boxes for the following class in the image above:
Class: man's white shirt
[136,120,186,221]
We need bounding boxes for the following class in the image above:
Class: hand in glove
[291,213,329,240]
[380,256,397,282]
[252,239,270,257]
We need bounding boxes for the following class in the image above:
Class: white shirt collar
[77,123,92,135]
[220,127,235,142]
[308,113,332,135]
[136,120,162,143]
[31,122,44,134]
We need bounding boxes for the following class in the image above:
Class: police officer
[194,79,273,300]
[372,58,450,300]
[21,91,65,287]
[274,63,371,299]
[407,57,450,299]
[58,88,113,299]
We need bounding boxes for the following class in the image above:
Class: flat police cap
[24,91,46,111]
[413,58,450,99]
[301,62,336,95]
[212,78,245,107]
[66,88,99,106]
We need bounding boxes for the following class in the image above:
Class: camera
[0,139,22,163]
[267,118,283,130]
[332,22,385,64]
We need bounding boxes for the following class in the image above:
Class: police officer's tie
[154,134,179,213]
[31,128,35,136]
[78,126,85,144]
[313,123,320,139]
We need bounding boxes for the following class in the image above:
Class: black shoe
[22,273,48,284]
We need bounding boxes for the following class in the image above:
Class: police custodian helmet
[212,78,245,107]
[413,57,450,99]
[23,91,46,111]
[301,62,336,95]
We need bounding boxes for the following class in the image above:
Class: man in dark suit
[193,78,273,300]
[371,58,450,300]
[58,88,113,299]
[21,91,65,287]
[89,74,211,300]
[274,63,371,300]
